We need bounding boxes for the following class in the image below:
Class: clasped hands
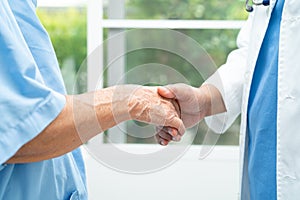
[113,84,213,146]
[155,84,210,145]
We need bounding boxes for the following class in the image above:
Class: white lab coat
[205,0,300,199]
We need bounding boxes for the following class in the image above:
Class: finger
[160,139,169,146]
[164,83,195,101]
[166,116,185,136]
[157,87,176,99]
[156,127,173,140]
[158,130,172,141]
[156,126,182,141]
[155,133,170,146]
[160,130,182,142]
[159,126,178,137]
[172,99,181,118]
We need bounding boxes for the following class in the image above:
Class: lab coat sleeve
[204,14,253,133]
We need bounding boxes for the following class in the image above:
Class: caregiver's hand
[155,83,226,145]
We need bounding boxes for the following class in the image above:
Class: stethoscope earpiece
[246,5,254,12]
[245,0,270,12]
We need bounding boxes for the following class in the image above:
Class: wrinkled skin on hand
[112,85,185,137]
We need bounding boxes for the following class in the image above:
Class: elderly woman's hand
[103,85,185,140]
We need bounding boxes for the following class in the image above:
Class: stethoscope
[245,0,270,12]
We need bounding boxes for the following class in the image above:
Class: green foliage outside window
[124,0,247,20]
[37,8,87,93]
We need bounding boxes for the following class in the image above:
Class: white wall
[82,145,239,200]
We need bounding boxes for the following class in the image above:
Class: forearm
[7,87,127,163]
[7,85,183,163]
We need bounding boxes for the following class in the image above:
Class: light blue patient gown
[0,0,87,199]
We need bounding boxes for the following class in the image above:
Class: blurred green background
[37,0,247,145]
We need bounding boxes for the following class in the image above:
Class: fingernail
[160,141,165,146]
[172,136,181,141]
[168,129,177,137]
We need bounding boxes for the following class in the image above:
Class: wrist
[92,86,131,129]
[106,86,133,123]
[197,84,212,117]
[199,84,226,116]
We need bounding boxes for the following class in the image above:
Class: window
[38,0,247,146]
[90,0,247,145]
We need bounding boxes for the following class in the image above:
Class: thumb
[157,86,176,99]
